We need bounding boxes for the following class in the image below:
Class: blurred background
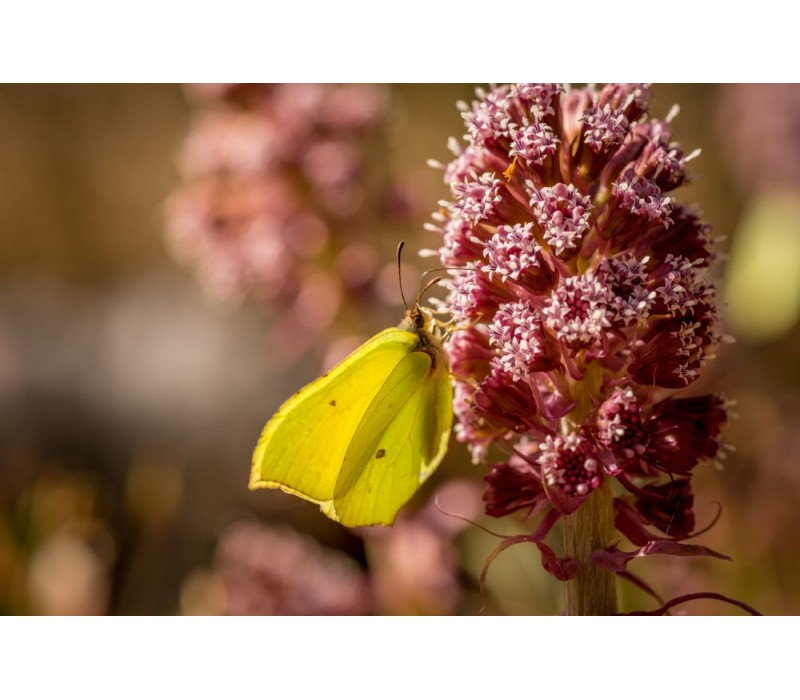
[0,84,798,616]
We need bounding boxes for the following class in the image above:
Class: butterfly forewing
[250,329,418,503]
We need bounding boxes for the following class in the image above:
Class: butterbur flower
[428,83,753,615]
[596,386,648,472]
[539,432,602,501]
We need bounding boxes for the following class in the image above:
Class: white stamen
[665,104,680,123]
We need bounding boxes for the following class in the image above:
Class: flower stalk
[564,481,617,615]
[563,363,616,615]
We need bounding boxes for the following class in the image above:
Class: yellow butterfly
[249,275,453,527]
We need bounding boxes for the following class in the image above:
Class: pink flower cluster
[166,84,391,307]
[429,84,735,596]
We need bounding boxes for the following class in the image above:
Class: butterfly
[249,278,453,527]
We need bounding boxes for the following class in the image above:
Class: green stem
[563,479,617,615]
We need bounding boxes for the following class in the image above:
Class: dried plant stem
[564,480,617,615]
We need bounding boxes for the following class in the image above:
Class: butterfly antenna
[413,275,444,307]
[397,241,409,310]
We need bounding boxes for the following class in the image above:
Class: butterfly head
[400,272,445,336]
[400,303,447,372]
[401,303,437,336]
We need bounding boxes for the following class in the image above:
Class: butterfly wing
[250,328,419,504]
[324,344,453,527]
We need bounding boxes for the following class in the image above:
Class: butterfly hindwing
[422,351,453,472]
[327,348,452,527]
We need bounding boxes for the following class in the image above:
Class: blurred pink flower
[165,84,424,368]
[717,83,800,193]
[214,520,371,616]
[362,480,481,615]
